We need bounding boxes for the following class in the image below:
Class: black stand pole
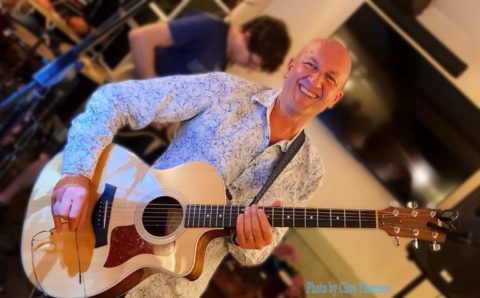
[393,273,426,298]
[0,0,149,111]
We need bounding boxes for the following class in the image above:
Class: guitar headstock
[378,203,459,251]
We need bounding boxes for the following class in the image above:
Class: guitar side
[21,145,228,297]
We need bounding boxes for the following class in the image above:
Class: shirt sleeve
[169,13,223,47]
[62,73,224,179]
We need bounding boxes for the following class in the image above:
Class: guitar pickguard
[104,225,153,268]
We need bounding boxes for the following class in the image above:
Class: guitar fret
[221,206,225,227]
[186,205,190,227]
[304,208,306,228]
[331,209,344,227]
[292,209,295,227]
[317,209,319,227]
[209,205,213,227]
[329,209,332,227]
[272,207,275,227]
[282,207,284,227]
[359,210,361,228]
[284,208,293,227]
[345,210,360,228]
[192,205,196,227]
[361,210,377,228]
[343,209,346,228]
[294,208,304,227]
[229,206,232,227]
[203,205,206,227]
[215,205,218,227]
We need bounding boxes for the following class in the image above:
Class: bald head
[296,38,351,87]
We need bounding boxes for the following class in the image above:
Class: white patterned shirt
[63,72,324,297]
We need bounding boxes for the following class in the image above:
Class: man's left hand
[236,202,281,249]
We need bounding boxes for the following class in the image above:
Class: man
[127,14,291,78]
[51,38,351,296]
[114,14,290,162]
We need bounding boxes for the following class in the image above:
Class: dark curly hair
[242,16,291,73]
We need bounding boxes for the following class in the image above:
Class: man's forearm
[129,36,157,79]
[128,22,174,79]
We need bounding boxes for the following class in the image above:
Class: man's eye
[327,75,337,84]
[304,62,316,69]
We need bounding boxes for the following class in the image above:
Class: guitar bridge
[92,183,117,248]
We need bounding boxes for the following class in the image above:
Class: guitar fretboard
[184,205,377,229]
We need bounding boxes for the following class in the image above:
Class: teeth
[299,85,318,98]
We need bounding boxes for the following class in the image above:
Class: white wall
[415,0,480,108]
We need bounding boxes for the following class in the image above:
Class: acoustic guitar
[21,144,457,297]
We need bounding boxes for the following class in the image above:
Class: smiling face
[277,39,351,119]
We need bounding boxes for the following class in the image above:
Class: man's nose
[309,72,324,89]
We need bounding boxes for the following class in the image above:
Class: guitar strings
[101,209,428,219]
[101,203,434,217]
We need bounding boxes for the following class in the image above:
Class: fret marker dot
[207,215,210,217]
[336,216,340,220]
[219,215,222,218]
[310,216,313,219]
[287,216,290,219]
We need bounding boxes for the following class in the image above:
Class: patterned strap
[230,131,306,245]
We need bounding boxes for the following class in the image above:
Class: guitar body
[21,144,229,298]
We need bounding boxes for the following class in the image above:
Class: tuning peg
[412,238,419,249]
[390,201,400,208]
[430,242,441,252]
[407,201,418,209]
[438,210,460,222]
[393,236,400,246]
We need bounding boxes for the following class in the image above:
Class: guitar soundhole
[142,196,183,237]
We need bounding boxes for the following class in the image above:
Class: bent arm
[128,22,173,79]
[62,73,223,178]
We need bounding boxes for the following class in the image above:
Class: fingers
[250,206,264,248]
[51,175,90,232]
[236,205,273,249]
[236,212,246,245]
[271,200,282,207]
[236,207,254,248]
[243,206,254,245]
[52,187,66,232]
[258,208,273,244]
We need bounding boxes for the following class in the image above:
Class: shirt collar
[251,89,305,152]
[250,89,279,107]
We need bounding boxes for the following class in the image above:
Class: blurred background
[0,0,479,297]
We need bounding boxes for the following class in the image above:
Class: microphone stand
[0,0,150,178]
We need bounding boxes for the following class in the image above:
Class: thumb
[270,200,282,207]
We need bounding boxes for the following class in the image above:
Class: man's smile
[299,83,319,99]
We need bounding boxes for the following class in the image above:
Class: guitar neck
[184,205,377,229]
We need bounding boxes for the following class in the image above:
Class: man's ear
[328,91,344,109]
[243,31,251,42]
[284,58,295,79]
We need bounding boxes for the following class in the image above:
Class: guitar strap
[230,130,305,245]
[249,130,306,206]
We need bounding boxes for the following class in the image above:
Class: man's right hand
[51,175,91,232]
